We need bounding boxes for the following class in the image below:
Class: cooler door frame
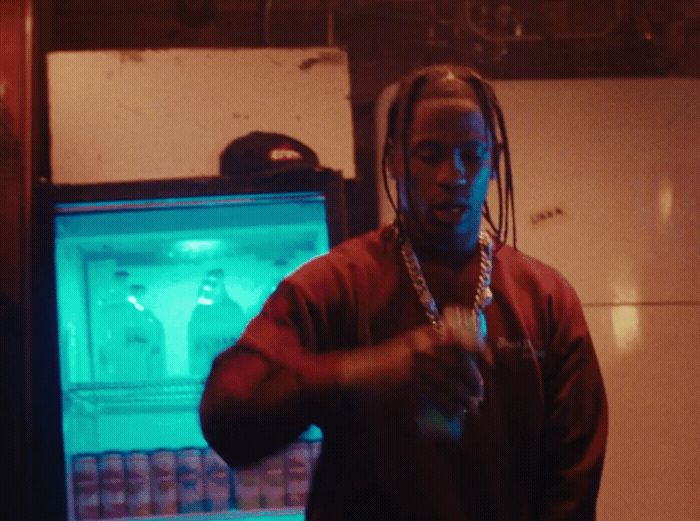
[32,170,346,520]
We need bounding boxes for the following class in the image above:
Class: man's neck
[408,233,480,268]
[399,222,478,267]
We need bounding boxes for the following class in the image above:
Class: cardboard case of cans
[71,441,321,519]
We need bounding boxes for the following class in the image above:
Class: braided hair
[382,64,516,249]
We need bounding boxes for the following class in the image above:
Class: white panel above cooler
[47,48,356,183]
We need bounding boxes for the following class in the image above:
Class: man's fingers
[406,324,442,354]
[461,354,485,401]
[414,352,473,406]
[427,345,485,402]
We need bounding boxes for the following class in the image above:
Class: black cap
[220,131,320,179]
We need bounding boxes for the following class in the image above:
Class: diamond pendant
[442,306,487,351]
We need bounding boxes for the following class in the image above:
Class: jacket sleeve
[199,276,343,466]
[534,285,608,520]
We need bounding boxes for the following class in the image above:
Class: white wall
[493,79,699,306]
[47,48,356,183]
[377,77,700,521]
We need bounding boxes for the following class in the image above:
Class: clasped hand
[338,322,485,419]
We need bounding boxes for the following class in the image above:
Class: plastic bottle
[187,269,246,379]
[97,277,166,382]
[123,284,166,381]
[93,270,130,349]
[95,270,131,382]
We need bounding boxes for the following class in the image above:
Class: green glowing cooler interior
[54,191,328,520]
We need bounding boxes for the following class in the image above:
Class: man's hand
[337,322,485,419]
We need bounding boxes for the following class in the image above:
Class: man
[200,64,607,520]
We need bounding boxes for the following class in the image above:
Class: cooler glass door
[54,191,327,521]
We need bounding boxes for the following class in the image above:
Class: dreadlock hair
[382,64,516,249]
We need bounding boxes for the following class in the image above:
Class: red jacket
[200,227,608,520]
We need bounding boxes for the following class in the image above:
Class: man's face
[393,95,492,255]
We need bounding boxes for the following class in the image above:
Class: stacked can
[203,447,231,512]
[125,451,152,516]
[233,465,261,510]
[72,454,100,521]
[284,442,311,507]
[260,452,285,508]
[176,447,205,513]
[69,442,321,517]
[149,449,178,515]
[98,452,127,519]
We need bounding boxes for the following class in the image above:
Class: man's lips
[431,204,469,224]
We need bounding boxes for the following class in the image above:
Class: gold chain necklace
[397,226,494,344]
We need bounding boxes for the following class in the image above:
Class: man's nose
[436,149,468,186]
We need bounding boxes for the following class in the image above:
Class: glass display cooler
[36,171,345,521]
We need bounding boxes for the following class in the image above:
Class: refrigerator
[32,170,346,521]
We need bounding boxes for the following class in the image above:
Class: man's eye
[460,144,489,163]
[413,143,443,163]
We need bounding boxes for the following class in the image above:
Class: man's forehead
[411,97,487,136]
[417,71,480,102]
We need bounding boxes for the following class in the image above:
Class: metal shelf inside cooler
[63,378,205,413]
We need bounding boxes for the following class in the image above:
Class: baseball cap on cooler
[220,131,320,178]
